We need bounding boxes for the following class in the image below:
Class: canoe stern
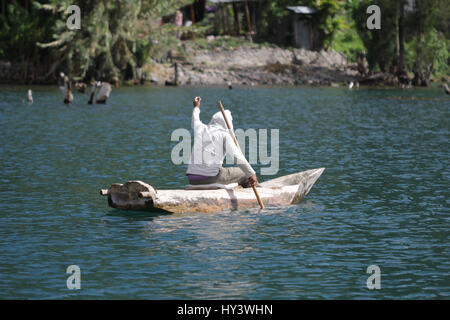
[100,181,158,211]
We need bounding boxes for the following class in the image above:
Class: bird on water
[27,89,33,104]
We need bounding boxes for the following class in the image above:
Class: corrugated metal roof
[286,6,317,14]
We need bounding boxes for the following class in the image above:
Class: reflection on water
[0,85,448,299]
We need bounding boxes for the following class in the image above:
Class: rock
[145,42,356,87]
[149,74,159,83]
[191,47,293,68]
[293,49,347,69]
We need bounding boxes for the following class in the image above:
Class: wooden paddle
[218,101,265,209]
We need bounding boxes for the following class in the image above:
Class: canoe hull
[101,168,325,213]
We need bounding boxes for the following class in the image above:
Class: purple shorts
[187,174,211,182]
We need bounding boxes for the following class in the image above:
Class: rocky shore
[0,41,408,87]
[147,43,360,87]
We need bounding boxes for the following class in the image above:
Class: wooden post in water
[174,62,179,85]
[218,101,265,209]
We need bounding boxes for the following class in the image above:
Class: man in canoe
[187,97,258,188]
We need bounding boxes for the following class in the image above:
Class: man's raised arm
[191,96,204,131]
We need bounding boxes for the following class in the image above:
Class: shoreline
[0,41,447,88]
[146,43,360,87]
[0,83,446,90]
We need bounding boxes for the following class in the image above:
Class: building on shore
[161,0,207,26]
[286,6,317,50]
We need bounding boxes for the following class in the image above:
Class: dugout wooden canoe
[100,168,325,214]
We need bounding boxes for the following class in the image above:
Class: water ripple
[0,86,448,299]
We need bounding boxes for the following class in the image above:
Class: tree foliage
[0,1,56,82]
[351,0,400,72]
[35,0,192,82]
[0,0,448,85]
[351,0,449,83]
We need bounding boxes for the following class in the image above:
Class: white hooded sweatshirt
[186,107,255,178]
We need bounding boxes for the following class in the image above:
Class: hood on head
[209,110,233,131]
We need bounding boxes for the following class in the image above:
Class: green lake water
[0,85,448,299]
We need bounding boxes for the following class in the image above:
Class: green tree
[0,1,56,83]
[36,0,191,82]
[329,1,365,63]
[351,0,449,84]
[351,0,400,72]
[308,0,347,49]
[407,0,447,85]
